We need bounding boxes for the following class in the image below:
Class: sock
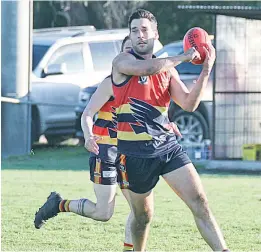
[123,242,133,251]
[59,200,71,212]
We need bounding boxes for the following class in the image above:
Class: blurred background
[2,0,261,163]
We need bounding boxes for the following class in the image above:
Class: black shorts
[116,144,191,194]
[89,157,117,185]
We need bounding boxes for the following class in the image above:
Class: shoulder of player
[103,75,112,82]
[99,75,113,88]
[94,79,113,100]
[112,52,136,65]
[169,67,178,74]
[168,67,179,78]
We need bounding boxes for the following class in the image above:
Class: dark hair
[121,35,130,52]
[128,9,157,30]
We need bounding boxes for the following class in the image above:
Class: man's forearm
[136,54,188,76]
[147,54,188,75]
[116,54,189,77]
[183,69,211,112]
[81,113,94,140]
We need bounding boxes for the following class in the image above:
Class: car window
[32,44,50,70]
[89,41,119,72]
[156,44,202,75]
[176,62,202,75]
[156,45,183,57]
[115,40,123,52]
[48,43,84,74]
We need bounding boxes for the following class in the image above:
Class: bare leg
[122,189,154,252]
[121,189,134,250]
[163,163,228,251]
[121,212,134,251]
[68,184,117,221]
[69,185,134,251]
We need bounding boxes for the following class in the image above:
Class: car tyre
[172,110,209,144]
[45,135,65,146]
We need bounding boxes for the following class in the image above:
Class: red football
[183,27,210,65]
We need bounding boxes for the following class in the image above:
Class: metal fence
[182,140,212,161]
[213,15,261,159]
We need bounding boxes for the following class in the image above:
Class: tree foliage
[33,0,260,44]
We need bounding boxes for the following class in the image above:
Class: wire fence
[214,15,261,159]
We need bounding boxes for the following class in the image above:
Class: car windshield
[89,41,120,72]
[155,44,202,75]
[32,44,50,70]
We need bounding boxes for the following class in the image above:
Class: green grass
[2,146,261,251]
[1,146,88,170]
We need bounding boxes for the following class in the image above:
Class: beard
[133,41,154,55]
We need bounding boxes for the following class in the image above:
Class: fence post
[1,0,33,157]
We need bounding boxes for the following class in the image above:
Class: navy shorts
[89,157,117,185]
[116,144,191,194]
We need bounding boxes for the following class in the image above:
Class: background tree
[33,0,260,44]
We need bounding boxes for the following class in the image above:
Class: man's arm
[169,45,216,112]
[112,48,200,77]
[81,77,113,154]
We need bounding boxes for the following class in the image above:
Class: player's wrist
[202,66,212,75]
[177,54,189,62]
[84,134,94,141]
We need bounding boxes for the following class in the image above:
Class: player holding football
[34,36,182,251]
[112,9,230,252]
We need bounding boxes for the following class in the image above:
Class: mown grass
[2,146,261,251]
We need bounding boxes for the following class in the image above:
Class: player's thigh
[162,163,207,208]
[89,156,118,208]
[94,183,117,208]
[121,188,131,205]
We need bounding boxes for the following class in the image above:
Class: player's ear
[154,29,159,40]
[151,22,159,39]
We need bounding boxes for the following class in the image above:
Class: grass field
[2,146,261,251]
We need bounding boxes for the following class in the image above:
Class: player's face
[123,39,132,52]
[130,18,158,55]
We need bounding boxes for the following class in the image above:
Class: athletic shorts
[89,157,117,185]
[116,143,191,194]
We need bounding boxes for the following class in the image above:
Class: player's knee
[100,212,113,222]
[134,208,154,227]
[191,192,210,217]
[95,207,114,222]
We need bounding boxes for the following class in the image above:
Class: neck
[132,49,153,60]
[141,53,153,60]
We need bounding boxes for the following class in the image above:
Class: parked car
[75,84,99,139]
[31,27,130,145]
[75,40,213,144]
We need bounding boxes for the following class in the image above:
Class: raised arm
[169,44,216,112]
[112,48,200,77]
[81,77,113,154]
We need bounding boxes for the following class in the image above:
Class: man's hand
[84,136,102,155]
[202,44,216,73]
[183,47,201,62]
[164,122,182,137]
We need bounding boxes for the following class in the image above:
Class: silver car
[31,28,129,145]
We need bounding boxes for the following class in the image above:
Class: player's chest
[132,74,170,93]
